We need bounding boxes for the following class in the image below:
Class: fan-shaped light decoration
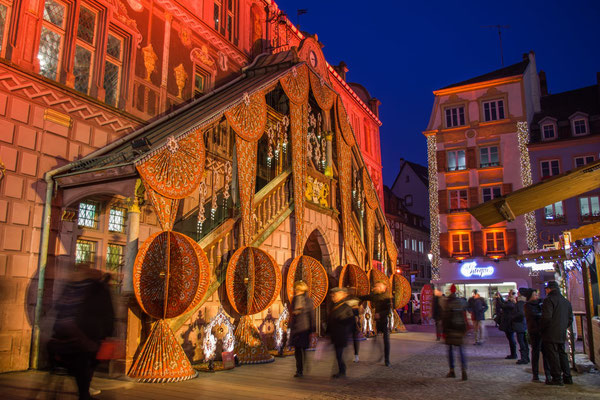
[369,268,391,296]
[225,90,268,142]
[136,129,205,199]
[390,273,411,309]
[128,320,196,382]
[335,133,354,263]
[233,315,274,364]
[202,308,235,362]
[389,308,407,333]
[362,168,379,211]
[339,264,370,296]
[336,96,356,147]
[289,101,307,252]
[133,231,210,319]
[146,188,180,231]
[286,255,329,307]
[280,64,310,105]
[258,310,277,350]
[234,139,258,246]
[309,71,335,111]
[384,227,398,267]
[365,207,375,266]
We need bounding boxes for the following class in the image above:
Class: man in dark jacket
[327,288,355,378]
[433,288,444,341]
[524,288,549,382]
[290,281,315,378]
[513,288,530,364]
[500,292,517,359]
[467,289,488,345]
[442,284,468,380]
[541,280,574,386]
[360,281,392,366]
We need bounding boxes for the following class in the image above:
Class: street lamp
[427,253,433,263]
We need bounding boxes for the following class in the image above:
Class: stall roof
[468,159,600,227]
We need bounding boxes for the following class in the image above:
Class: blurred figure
[492,292,504,328]
[290,281,315,378]
[524,288,550,382]
[442,284,468,380]
[360,281,392,366]
[500,291,517,359]
[327,288,354,378]
[541,281,573,386]
[47,263,114,400]
[433,288,444,341]
[467,289,488,345]
[344,291,361,362]
[514,288,530,365]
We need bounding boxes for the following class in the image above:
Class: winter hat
[525,289,536,301]
[546,281,560,290]
[518,287,529,297]
[450,284,457,294]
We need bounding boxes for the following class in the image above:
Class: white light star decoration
[202,308,235,362]
[166,135,179,153]
[274,305,290,351]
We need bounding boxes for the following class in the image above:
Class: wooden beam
[566,222,600,242]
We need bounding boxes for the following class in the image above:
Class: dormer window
[542,124,556,140]
[569,112,589,137]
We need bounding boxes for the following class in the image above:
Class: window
[485,231,505,252]
[449,189,468,211]
[480,146,499,167]
[412,239,417,251]
[574,155,595,168]
[542,124,556,140]
[482,99,505,122]
[75,239,96,265]
[213,0,221,31]
[418,241,424,253]
[451,233,470,254]
[405,195,413,206]
[225,0,236,42]
[73,6,98,94]
[540,160,560,178]
[482,186,501,202]
[108,207,126,232]
[194,66,208,97]
[104,33,123,107]
[78,201,99,229]
[544,201,564,221]
[0,3,10,55]
[447,150,466,171]
[404,238,409,249]
[445,106,465,128]
[573,119,587,135]
[106,243,124,272]
[580,196,600,219]
[39,0,67,80]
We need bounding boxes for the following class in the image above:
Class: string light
[427,135,440,280]
[517,121,538,251]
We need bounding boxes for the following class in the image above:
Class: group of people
[433,280,574,385]
[289,280,392,378]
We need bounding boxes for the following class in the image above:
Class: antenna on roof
[297,9,308,30]
[482,25,510,66]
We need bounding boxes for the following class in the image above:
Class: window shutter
[502,183,513,195]
[473,231,484,256]
[467,147,477,169]
[468,187,479,208]
[439,232,450,258]
[506,229,517,255]
[436,151,446,172]
[438,190,448,214]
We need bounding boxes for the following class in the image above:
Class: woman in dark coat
[289,281,315,378]
[513,288,530,365]
[500,292,517,359]
[442,284,468,380]
[524,289,549,382]
[327,288,355,378]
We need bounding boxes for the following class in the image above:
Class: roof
[391,159,429,189]
[439,59,529,90]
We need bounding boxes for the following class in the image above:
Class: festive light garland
[516,121,538,251]
[202,308,235,362]
[427,135,441,280]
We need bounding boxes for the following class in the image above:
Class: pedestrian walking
[46,263,114,400]
[467,289,488,345]
[360,281,392,366]
[442,284,468,381]
[433,288,444,341]
[524,288,550,382]
[289,281,315,378]
[513,288,530,364]
[327,288,355,378]
[541,280,574,386]
[500,291,518,359]
[345,294,361,362]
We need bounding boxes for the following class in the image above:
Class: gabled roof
[439,59,529,90]
[391,159,428,189]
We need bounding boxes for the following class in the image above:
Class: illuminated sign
[460,261,494,278]
[523,262,555,271]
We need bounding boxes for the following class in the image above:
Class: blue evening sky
[274,0,600,186]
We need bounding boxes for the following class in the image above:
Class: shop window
[574,155,595,168]
[104,33,123,107]
[106,243,124,272]
[485,231,505,253]
[451,233,470,256]
[579,196,600,221]
[482,99,505,122]
[108,207,126,232]
[479,146,499,168]
[449,189,468,211]
[78,201,99,229]
[544,201,564,222]
[75,239,96,265]
[447,150,466,171]
[482,186,501,202]
[445,106,465,128]
[39,0,67,80]
[540,160,560,178]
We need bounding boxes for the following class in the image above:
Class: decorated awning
[469,160,600,227]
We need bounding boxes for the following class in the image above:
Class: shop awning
[468,159,600,227]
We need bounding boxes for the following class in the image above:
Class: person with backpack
[442,284,468,381]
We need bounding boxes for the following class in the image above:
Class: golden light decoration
[427,135,440,280]
[517,121,538,251]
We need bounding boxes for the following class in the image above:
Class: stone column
[122,184,141,294]
[324,132,333,177]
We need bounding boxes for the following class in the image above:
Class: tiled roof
[439,59,529,90]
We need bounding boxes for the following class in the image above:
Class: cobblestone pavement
[1,324,599,399]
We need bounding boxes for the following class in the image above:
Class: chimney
[522,53,529,61]
[539,70,548,96]
[369,97,381,118]
[333,61,348,81]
